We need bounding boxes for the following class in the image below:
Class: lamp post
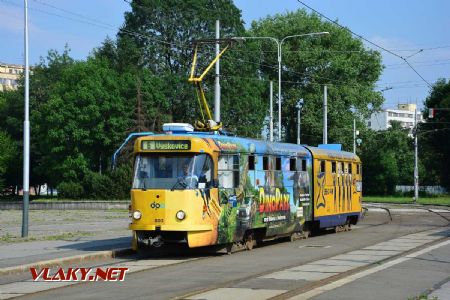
[413,109,419,203]
[22,0,30,238]
[296,99,304,144]
[234,32,329,141]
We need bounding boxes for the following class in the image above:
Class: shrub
[57,181,84,199]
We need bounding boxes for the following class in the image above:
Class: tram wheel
[302,230,310,239]
[245,233,254,250]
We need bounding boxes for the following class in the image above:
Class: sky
[1,0,449,109]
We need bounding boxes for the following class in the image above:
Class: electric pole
[413,109,419,203]
[214,20,220,123]
[269,81,273,142]
[22,0,30,237]
[323,85,328,144]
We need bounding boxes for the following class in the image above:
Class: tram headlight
[176,210,186,221]
[132,210,142,220]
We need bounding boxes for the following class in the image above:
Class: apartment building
[367,103,423,132]
[0,62,24,91]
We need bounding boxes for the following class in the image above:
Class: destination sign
[141,140,191,151]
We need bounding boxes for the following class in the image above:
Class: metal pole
[297,106,301,145]
[277,44,282,142]
[353,118,356,153]
[214,20,220,123]
[269,81,273,142]
[22,0,30,237]
[414,109,419,203]
[323,85,328,144]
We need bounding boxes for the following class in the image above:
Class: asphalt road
[12,209,450,300]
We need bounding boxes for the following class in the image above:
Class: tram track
[174,209,449,300]
[8,209,449,300]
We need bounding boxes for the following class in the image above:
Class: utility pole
[353,118,356,154]
[22,0,30,237]
[297,106,301,145]
[323,85,328,144]
[269,81,274,142]
[214,20,220,123]
[413,109,419,203]
[296,99,304,145]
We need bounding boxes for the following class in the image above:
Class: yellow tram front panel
[129,135,222,248]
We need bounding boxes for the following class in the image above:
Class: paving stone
[186,288,287,300]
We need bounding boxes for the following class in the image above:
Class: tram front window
[133,154,212,190]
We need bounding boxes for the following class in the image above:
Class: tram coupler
[149,235,164,247]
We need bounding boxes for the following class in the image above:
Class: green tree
[100,0,267,136]
[35,55,133,185]
[360,123,417,195]
[0,129,15,191]
[421,78,450,189]
[250,10,383,148]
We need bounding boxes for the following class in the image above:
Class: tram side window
[263,156,269,170]
[357,164,361,175]
[289,158,296,171]
[319,160,326,173]
[332,161,336,173]
[349,164,353,174]
[218,155,240,188]
[297,158,306,171]
[275,157,282,170]
[248,155,255,171]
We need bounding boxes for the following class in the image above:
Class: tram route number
[154,218,164,223]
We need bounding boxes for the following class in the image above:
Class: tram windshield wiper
[171,178,187,191]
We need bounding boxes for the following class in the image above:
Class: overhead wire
[1,0,443,92]
[296,0,433,88]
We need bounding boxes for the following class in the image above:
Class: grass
[363,195,450,206]
[0,231,94,243]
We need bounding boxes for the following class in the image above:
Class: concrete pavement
[0,209,131,274]
[0,205,449,299]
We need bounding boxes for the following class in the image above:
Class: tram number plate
[154,218,164,223]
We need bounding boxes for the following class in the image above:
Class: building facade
[367,103,423,133]
[0,62,24,91]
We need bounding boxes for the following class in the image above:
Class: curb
[0,201,129,210]
[0,248,134,276]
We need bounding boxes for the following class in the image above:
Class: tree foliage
[360,123,417,195]
[0,3,391,198]
[105,0,267,136]
[250,10,383,148]
[0,129,15,191]
[421,78,450,189]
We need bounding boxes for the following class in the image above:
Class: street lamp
[234,32,329,141]
[296,99,304,144]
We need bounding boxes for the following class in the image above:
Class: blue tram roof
[146,131,312,158]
